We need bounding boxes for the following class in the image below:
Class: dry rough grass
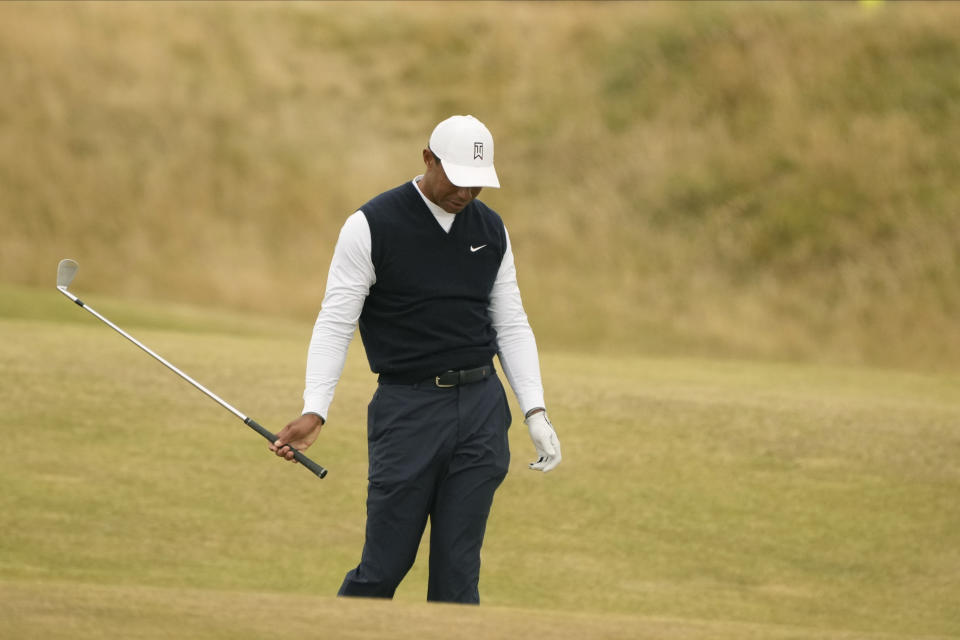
[1,1,959,368]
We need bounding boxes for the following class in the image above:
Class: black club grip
[244,417,328,479]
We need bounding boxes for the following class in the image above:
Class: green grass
[2,5,960,632]
[2,286,958,638]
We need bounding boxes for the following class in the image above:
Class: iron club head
[57,258,79,289]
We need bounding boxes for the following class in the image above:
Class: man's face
[419,149,483,214]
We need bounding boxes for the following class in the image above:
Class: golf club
[56,258,328,479]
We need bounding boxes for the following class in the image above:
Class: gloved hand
[525,410,561,472]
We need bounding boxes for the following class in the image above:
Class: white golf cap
[428,115,500,188]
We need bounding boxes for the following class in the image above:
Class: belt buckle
[435,374,456,388]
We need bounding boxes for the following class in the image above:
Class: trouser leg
[427,376,511,604]
[338,384,454,598]
[337,483,431,598]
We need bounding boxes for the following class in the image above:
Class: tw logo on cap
[473,142,484,160]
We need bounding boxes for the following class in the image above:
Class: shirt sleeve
[302,210,375,421]
[489,228,546,416]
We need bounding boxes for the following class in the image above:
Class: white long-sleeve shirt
[302,177,546,421]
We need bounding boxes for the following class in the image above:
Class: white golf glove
[525,410,561,472]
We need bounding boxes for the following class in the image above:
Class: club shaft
[57,286,328,478]
[60,287,247,420]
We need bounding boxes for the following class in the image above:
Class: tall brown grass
[2,1,958,368]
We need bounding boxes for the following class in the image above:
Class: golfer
[271,115,561,604]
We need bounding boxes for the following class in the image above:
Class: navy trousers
[338,374,511,604]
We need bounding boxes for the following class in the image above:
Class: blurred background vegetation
[2,0,958,369]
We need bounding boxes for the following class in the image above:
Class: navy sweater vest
[358,182,507,380]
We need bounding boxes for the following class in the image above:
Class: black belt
[379,364,494,388]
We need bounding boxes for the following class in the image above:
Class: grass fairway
[2,285,959,638]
